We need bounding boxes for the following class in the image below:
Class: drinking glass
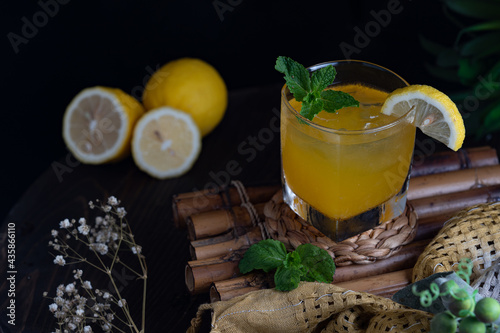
[280,60,416,241]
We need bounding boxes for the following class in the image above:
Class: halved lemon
[381,85,465,151]
[131,107,201,179]
[63,86,145,164]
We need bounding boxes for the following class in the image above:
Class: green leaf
[445,0,500,20]
[295,244,335,283]
[320,90,359,113]
[275,56,311,102]
[300,98,324,120]
[458,58,485,85]
[456,20,500,45]
[238,239,287,274]
[460,32,500,59]
[274,253,304,291]
[311,65,336,92]
[476,102,500,138]
[275,56,359,118]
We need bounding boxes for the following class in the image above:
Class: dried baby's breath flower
[46,197,147,332]
[107,196,119,206]
[78,224,90,236]
[73,269,83,279]
[117,299,126,308]
[54,255,66,266]
[116,207,127,218]
[60,219,71,229]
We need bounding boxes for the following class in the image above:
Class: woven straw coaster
[263,190,418,266]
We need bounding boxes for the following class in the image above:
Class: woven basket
[263,190,418,266]
[413,202,500,283]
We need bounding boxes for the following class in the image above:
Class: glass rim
[281,59,413,135]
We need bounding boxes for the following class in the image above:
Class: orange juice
[281,81,416,237]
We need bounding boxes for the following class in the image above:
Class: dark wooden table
[0,83,283,333]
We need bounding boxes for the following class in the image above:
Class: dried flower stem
[46,197,147,333]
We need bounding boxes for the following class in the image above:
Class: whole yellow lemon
[142,58,228,137]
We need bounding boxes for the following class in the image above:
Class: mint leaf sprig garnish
[275,56,360,121]
[239,239,336,291]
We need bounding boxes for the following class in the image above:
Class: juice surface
[281,84,416,220]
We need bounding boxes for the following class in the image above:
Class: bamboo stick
[191,227,263,260]
[410,146,498,177]
[408,165,500,200]
[172,184,280,228]
[190,231,235,248]
[186,203,266,240]
[410,184,500,220]
[333,268,413,298]
[210,273,274,302]
[185,250,246,294]
[332,239,429,283]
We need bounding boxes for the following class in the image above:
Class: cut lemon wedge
[381,85,465,151]
[131,107,201,179]
[63,86,145,164]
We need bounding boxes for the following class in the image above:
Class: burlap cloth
[187,202,500,333]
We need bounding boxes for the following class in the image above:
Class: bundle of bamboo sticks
[172,146,500,302]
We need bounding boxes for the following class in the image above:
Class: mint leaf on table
[295,243,335,283]
[239,239,336,291]
[275,56,359,121]
[275,252,304,291]
[239,239,287,274]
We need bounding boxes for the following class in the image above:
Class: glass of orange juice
[280,60,416,242]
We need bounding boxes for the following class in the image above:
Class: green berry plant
[412,258,500,333]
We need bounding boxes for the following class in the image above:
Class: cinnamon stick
[191,227,263,260]
[185,250,246,294]
[410,184,500,220]
[408,165,500,201]
[411,146,498,178]
[186,203,266,240]
[172,184,280,228]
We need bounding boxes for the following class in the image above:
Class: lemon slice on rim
[63,86,145,164]
[131,107,201,179]
[381,85,465,151]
